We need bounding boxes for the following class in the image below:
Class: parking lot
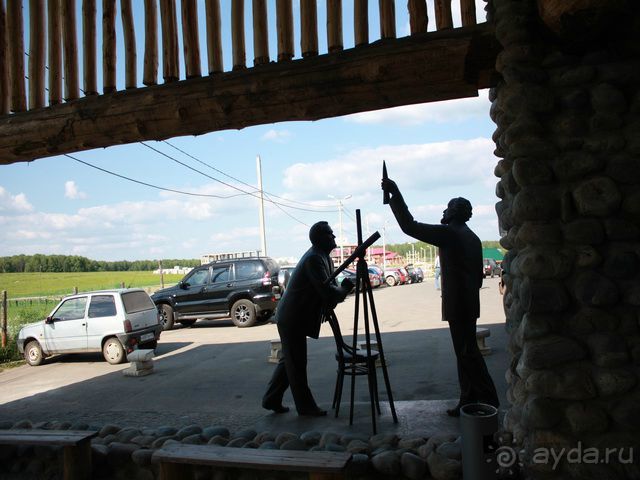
[0,277,509,436]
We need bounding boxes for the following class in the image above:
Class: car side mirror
[179,281,189,289]
[45,316,54,324]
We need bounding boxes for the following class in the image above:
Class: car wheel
[159,304,175,330]
[231,299,257,328]
[179,320,196,327]
[24,340,44,366]
[103,337,126,364]
[385,276,396,287]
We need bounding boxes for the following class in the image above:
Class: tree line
[0,254,201,273]
[384,240,503,258]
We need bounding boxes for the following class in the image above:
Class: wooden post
[7,0,26,112]
[327,0,342,53]
[102,0,117,92]
[231,0,245,70]
[143,0,158,85]
[378,0,396,39]
[181,0,201,78]
[61,0,79,100]
[276,0,293,62]
[434,0,453,30]
[0,1,8,115]
[73,286,78,294]
[121,0,137,88]
[160,0,179,82]
[204,0,222,73]
[252,0,269,65]
[28,0,46,109]
[1,291,7,348]
[461,0,477,26]
[48,0,62,105]
[300,0,317,57]
[408,0,428,35]
[63,439,92,480]
[354,0,368,47]
[120,281,125,288]
[82,0,98,95]
[158,260,164,288]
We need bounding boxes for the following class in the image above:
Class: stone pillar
[489,0,640,477]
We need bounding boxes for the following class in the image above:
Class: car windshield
[122,291,155,313]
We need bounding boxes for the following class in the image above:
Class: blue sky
[0,1,497,262]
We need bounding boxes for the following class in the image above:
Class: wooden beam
[181,0,201,78]
[103,0,117,92]
[231,0,245,69]
[276,0,294,61]
[83,0,98,95]
[252,0,269,65]
[143,0,158,85]
[205,0,223,73]
[0,24,499,164]
[354,0,368,46]
[29,0,46,109]
[7,0,26,112]
[121,0,137,88]
[61,0,79,100]
[0,2,7,114]
[48,0,62,105]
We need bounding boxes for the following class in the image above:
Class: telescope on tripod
[326,209,397,433]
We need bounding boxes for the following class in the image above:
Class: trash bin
[460,403,499,480]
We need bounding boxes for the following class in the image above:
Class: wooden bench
[0,429,98,480]
[153,443,353,480]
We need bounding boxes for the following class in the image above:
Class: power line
[142,141,338,213]
[161,140,337,211]
[65,154,246,199]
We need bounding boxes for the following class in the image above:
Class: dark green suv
[151,257,281,330]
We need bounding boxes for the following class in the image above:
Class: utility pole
[328,194,351,264]
[256,155,267,257]
[382,222,387,271]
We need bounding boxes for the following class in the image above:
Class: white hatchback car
[17,289,162,366]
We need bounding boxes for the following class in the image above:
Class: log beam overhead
[0,24,499,165]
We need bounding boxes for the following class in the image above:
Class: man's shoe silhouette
[262,402,290,414]
[298,408,327,417]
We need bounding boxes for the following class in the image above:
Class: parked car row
[383,265,424,286]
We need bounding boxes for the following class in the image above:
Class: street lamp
[328,194,351,264]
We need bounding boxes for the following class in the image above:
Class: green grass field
[0,271,183,299]
[0,271,183,364]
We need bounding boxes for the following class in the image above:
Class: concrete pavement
[0,277,509,438]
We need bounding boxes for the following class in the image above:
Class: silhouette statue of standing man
[381,178,499,416]
[263,221,353,416]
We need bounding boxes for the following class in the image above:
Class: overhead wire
[141,142,338,213]
[64,154,246,199]
[162,140,335,211]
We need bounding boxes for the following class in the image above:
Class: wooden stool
[476,327,491,356]
[268,339,282,363]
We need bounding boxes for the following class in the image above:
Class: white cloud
[261,129,292,143]
[282,137,496,201]
[345,91,490,126]
[64,180,87,200]
[0,186,34,213]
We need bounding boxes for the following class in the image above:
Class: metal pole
[256,155,267,256]
[382,225,386,271]
[338,199,344,264]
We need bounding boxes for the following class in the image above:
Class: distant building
[329,245,400,267]
[200,251,263,265]
[153,266,193,275]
